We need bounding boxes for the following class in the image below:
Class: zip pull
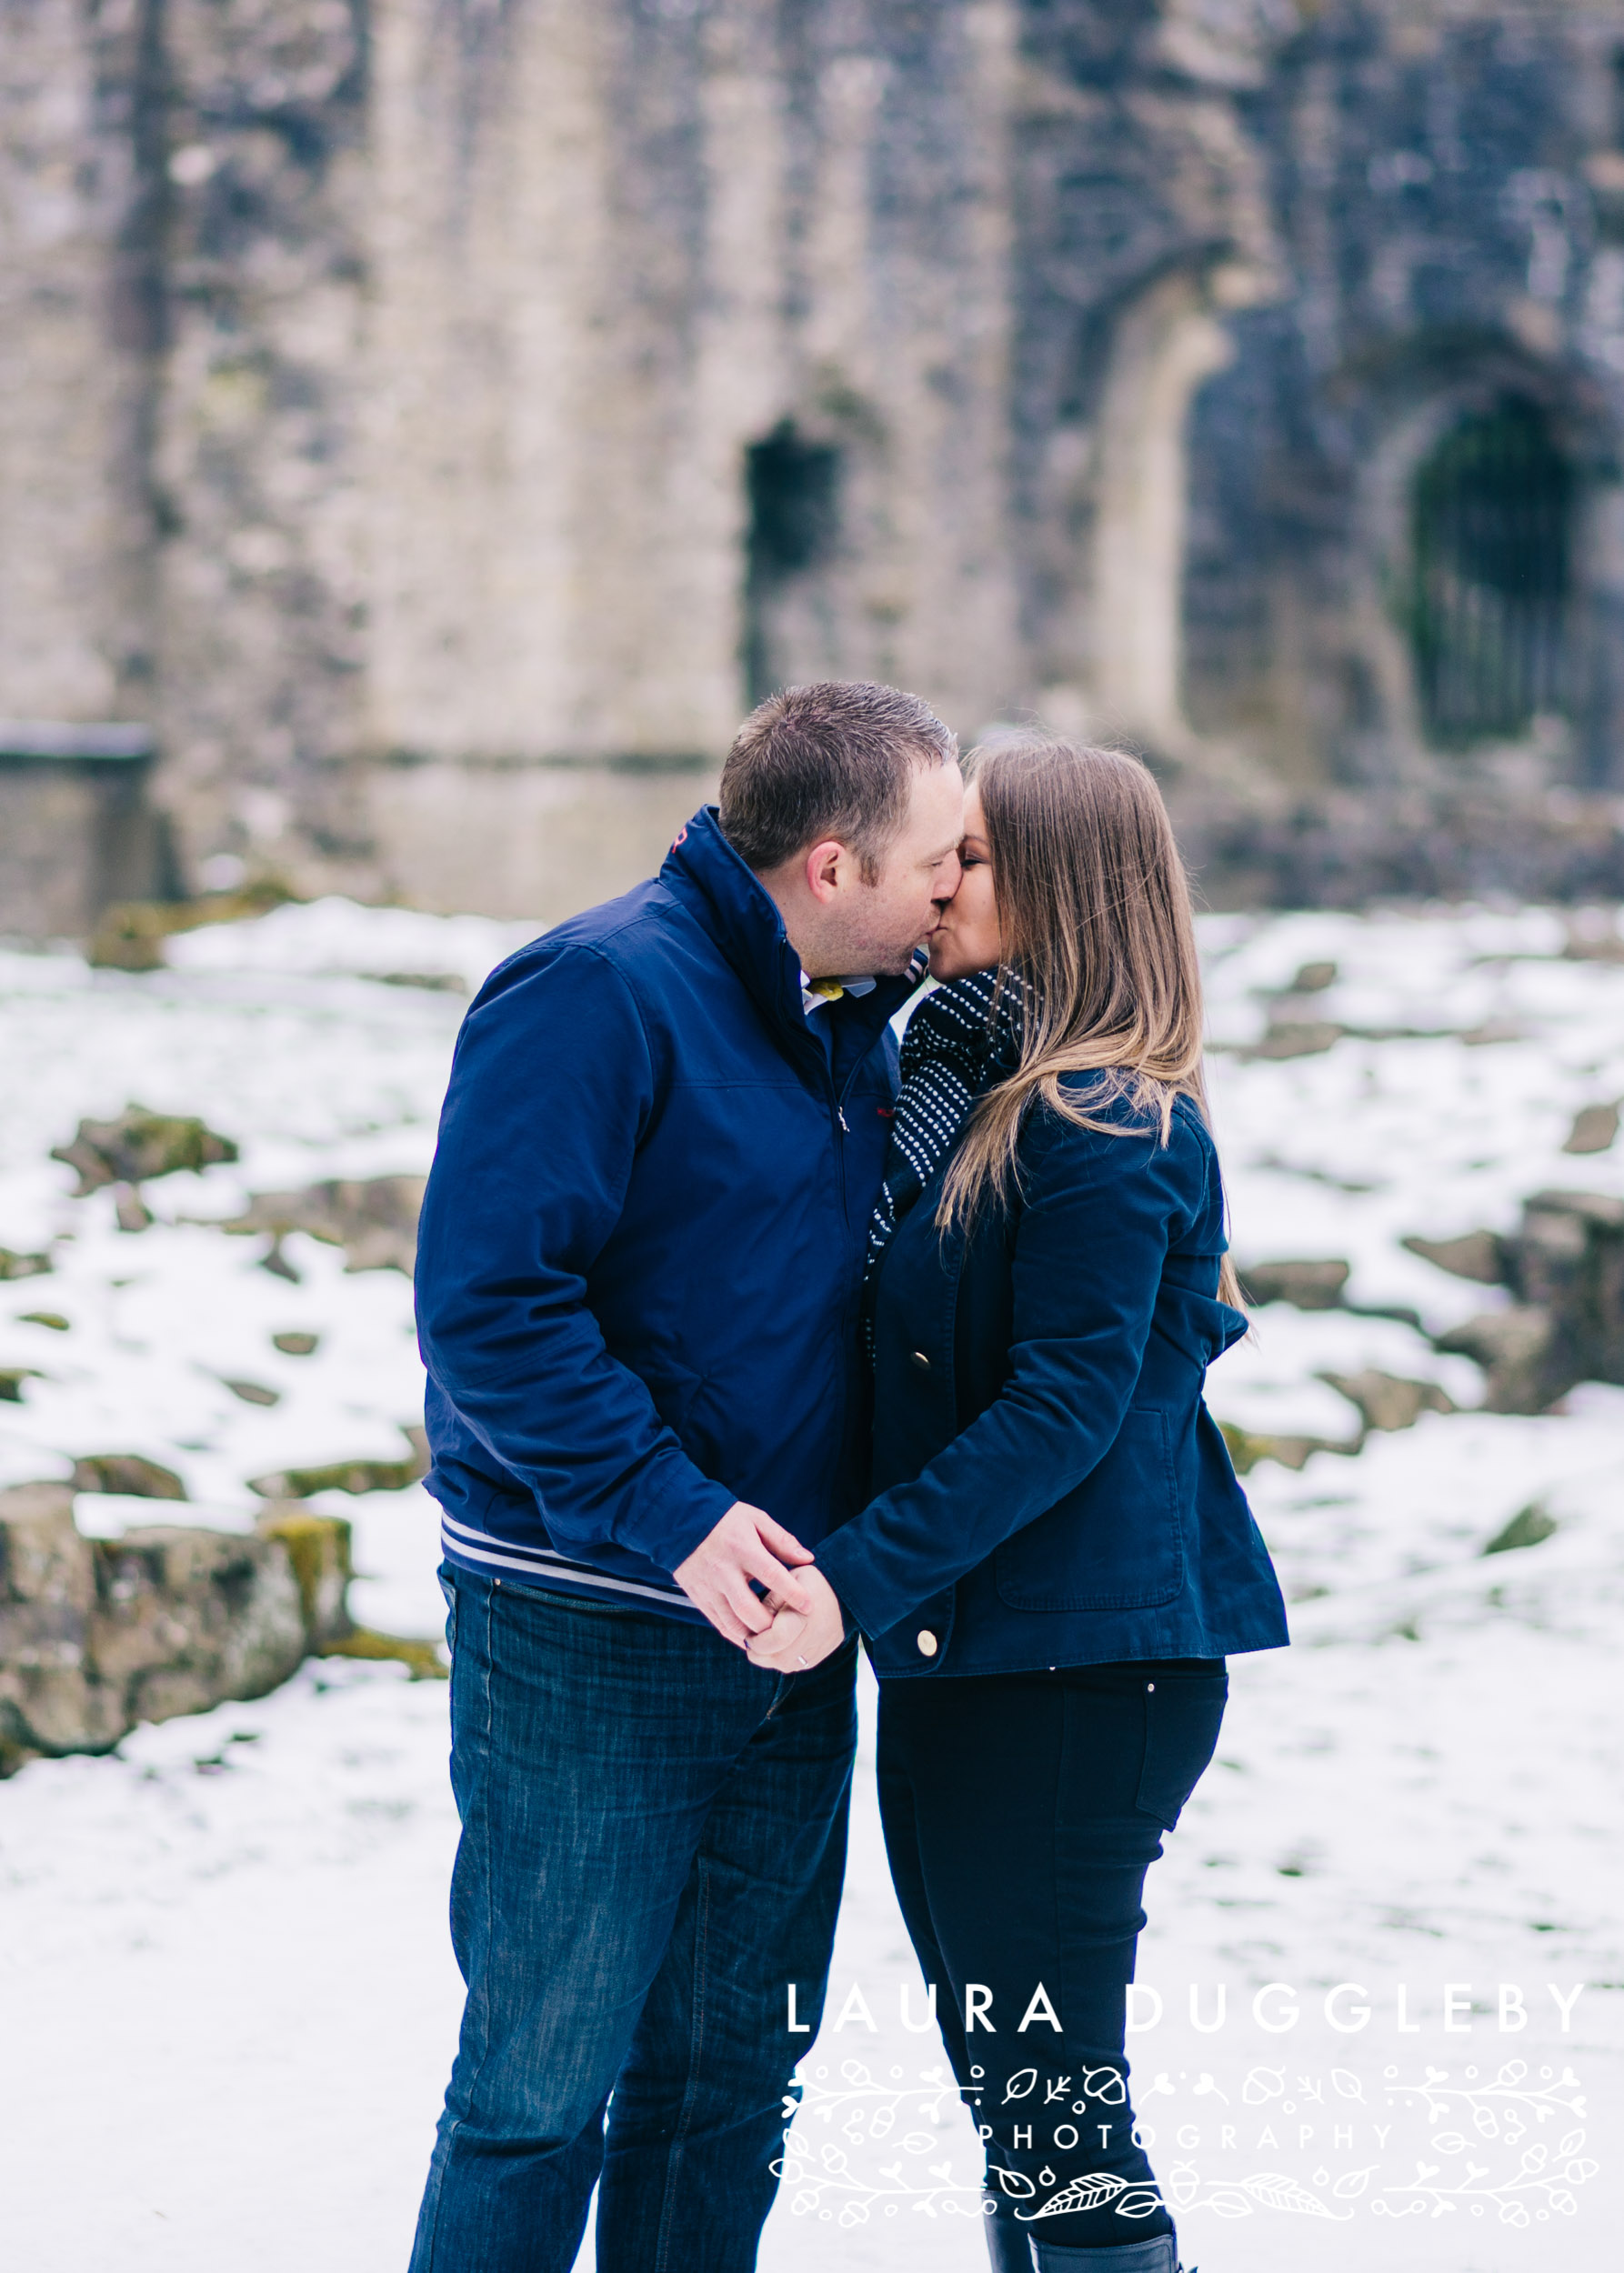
[837,1106,850,1134]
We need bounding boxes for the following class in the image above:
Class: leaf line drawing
[1162,2162,1357,2222]
[1378,2059,1586,2138]
[787,2058,958,2141]
[779,2066,1598,2231]
[1010,2169,1163,2223]
[1373,2129,1598,2227]
[772,2127,987,2228]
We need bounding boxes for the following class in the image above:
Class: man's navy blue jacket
[817,1089,1290,1675]
[416,806,919,1617]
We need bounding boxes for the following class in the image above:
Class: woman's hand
[746,1566,847,1672]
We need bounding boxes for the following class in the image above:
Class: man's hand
[746,1566,847,1674]
[673,1503,815,1647]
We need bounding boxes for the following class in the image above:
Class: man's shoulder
[460,878,737,1080]
[479,878,696,996]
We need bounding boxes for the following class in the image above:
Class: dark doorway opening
[742,421,841,706]
[1408,396,1572,746]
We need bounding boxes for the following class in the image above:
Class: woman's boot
[983,2203,1035,2268]
[1028,2229,1184,2271]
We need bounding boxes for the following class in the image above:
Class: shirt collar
[659,806,925,1046]
[800,972,879,1016]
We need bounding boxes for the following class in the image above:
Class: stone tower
[4,0,1624,924]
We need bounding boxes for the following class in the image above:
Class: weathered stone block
[248,1446,427,1502]
[1247,1019,1345,1062]
[255,1507,354,1648]
[0,1484,319,1773]
[1218,1419,1357,1477]
[1238,1258,1349,1311]
[1562,1103,1620,1157]
[1436,1307,1559,1416]
[1482,1504,1559,1557]
[1320,1370,1455,1436]
[220,1176,426,1277]
[1401,1230,1509,1287]
[86,880,300,971]
[0,1248,52,1282]
[51,1105,238,1193]
[91,1527,308,1707]
[0,1484,94,1615]
[71,1454,188,1500]
[0,1486,105,1767]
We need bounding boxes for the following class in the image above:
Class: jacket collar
[660,805,921,1058]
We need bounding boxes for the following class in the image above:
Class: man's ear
[803,838,847,905]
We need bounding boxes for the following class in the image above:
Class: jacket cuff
[633,1464,739,1579]
[813,1524,909,1641]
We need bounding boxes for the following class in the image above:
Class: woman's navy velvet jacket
[415,806,917,1612]
[816,1086,1290,1677]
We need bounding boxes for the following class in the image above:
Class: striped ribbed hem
[437,1508,707,1623]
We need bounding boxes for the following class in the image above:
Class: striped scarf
[861,966,1027,1357]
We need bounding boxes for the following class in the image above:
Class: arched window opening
[742,421,841,706]
[1408,396,1571,746]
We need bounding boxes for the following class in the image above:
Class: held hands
[746,1565,846,1674]
[673,1502,816,1647]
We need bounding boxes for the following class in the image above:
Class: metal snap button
[909,1350,930,1371]
[917,1629,937,1657]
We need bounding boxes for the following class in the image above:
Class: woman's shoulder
[1020,1075,1213,1191]
[1034,1070,1212,1141]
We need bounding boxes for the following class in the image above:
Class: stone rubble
[3,1129,442,1764]
[217,1177,426,1279]
[50,1106,239,1195]
[0,1481,313,1777]
[0,1479,442,1778]
[1234,1183,1624,1458]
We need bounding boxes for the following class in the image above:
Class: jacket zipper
[826,1075,863,1518]
[833,1061,866,1218]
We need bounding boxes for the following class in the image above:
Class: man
[408,680,964,2271]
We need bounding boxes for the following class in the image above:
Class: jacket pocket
[993,1407,1186,1613]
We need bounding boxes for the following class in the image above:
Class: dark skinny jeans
[877,1657,1227,2258]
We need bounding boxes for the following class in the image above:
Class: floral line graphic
[1378,2058,1586,2136]
[771,2129,987,2228]
[1168,2164,1360,2222]
[774,2058,1601,2229]
[990,2162,1164,2224]
[785,2058,960,2141]
[1372,2131,1597,2227]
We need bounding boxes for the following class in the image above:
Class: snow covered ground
[3,896,1622,2269]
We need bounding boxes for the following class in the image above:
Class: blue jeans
[408,1567,858,2273]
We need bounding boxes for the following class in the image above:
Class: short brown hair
[718,680,957,878]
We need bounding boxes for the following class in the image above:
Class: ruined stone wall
[357,0,1023,912]
[1002,0,1289,757]
[1178,1,1624,791]
[0,0,163,722]
[4,0,1624,924]
[150,0,373,877]
[3,0,1030,918]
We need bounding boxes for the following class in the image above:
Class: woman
[750,737,1288,2272]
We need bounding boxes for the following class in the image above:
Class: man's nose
[933,851,964,906]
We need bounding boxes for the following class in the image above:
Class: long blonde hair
[937,736,1240,1307]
